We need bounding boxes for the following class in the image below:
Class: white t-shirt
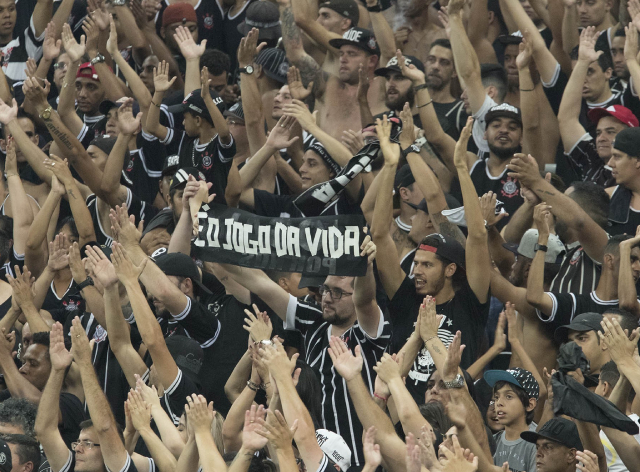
[600,413,640,472]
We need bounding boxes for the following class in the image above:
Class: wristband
[519,87,535,91]
[373,392,388,402]
[417,99,433,108]
[366,2,382,11]
[413,83,429,91]
[247,380,260,391]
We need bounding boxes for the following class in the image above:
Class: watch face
[246,65,254,74]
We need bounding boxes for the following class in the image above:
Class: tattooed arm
[278,0,329,99]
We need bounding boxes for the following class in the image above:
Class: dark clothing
[537,290,621,331]
[608,185,640,236]
[550,242,602,295]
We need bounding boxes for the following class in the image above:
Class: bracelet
[424,335,439,344]
[5,173,18,179]
[413,83,429,91]
[260,382,271,390]
[247,380,260,391]
[417,99,433,108]
[151,100,161,108]
[373,392,389,402]
[519,88,535,92]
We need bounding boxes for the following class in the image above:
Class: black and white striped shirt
[549,242,601,295]
[284,295,391,467]
[1,17,44,82]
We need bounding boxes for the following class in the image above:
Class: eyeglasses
[53,62,68,71]
[71,440,100,451]
[318,285,353,300]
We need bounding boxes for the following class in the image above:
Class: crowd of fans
[0,0,640,472]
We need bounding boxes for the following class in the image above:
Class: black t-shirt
[387,276,490,402]
[253,188,363,218]
[42,279,85,324]
[77,115,106,149]
[122,133,168,204]
[537,291,621,331]
[54,448,138,472]
[0,248,25,281]
[222,0,255,73]
[565,134,613,187]
[432,100,468,141]
[142,367,199,425]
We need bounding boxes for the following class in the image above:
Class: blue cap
[484,367,539,400]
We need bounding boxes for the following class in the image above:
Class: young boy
[484,368,540,472]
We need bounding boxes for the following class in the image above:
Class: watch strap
[535,243,548,253]
[366,2,382,11]
[76,277,94,291]
[239,66,252,74]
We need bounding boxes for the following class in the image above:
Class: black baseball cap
[162,155,180,178]
[166,89,225,122]
[329,28,380,56]
[375,55,425,77]
[554,312,604,344]
[485,103,523,128]
[484,367,540,400]
[418,233,465,268]
[99,99,141,116]
[298,275,326,289]
[224,101,245,123]
[153,252,212,295]
[319,0,359,25]
[169,167,206,191]
[497,32,523,45]
[237,1,281,40]
[255,48,290,84]
[89,134,119,155]
[0,438,12,472]
[521,418,584,451]
[613,127,640,157]
[405,194,461,214]
[394,165,415,192]
[165,334,203,377]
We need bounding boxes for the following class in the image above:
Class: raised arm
[525,204,555,316]
[58,25,87,136]
[174,25,206,97]
[7,266,50,334]
[291,0,341,54]
[71,317,131,472]
[4,137,35,257]
[32,0,53,40]
[455,118,490,303]
[200,66,231,145]
[145,61,176,139]
[370,116,406,300]
[561,0,580,55]
[187,395,227,472]
[354,236,381,336]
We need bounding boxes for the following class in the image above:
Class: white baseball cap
[315,429,352,471]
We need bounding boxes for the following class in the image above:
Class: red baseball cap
[162,3,197,27]
[76,62,99,82]
[587,105,639,128]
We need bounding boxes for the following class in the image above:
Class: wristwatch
[259,339,273,347]
[401,143,421,159]
[76,277,94,291]
[39,105,53,120]
[443,374,465,389]
[239,65,254,75]
[534,243,548,252]
[111,0,127,6]
[90,53,106,65]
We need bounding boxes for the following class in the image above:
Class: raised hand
[109,205,143,246]
[578,26,602,63]
[341,129,365,155]
[174,25,206,60]
[50,322,73,371]
[626,24,639,63]
[44,154,75,187]
[48,233,70,271]
[576,450,599,472]
[630,0,640,32]
[327,336,363,381]
[106,15,119,57]
[128,389,152,431]
[4,136,17,177]
[70,316,93,367]
[82,15,100,55]
[399,101,416,147]
[356,63,369,102]
[85,245,118,288]
[363,426,381,469]
[516,30,533,70]
[506,153,541,187]
[0,98,18,125]
[61,23,86,63]
[447,0,466,17]
[373,352,403,384]
[22,76,51,107]
[185,394,214,433]
[237,27,265,68]
[118,99,143,136]
[396,49,426,84]
[406,433,422,472]
[200,65,212,99]
[440,435,478,472]
[454,117,473,171]
[243,304,273,343]
[442,330,464,381]
[287,65,313,100]
[480,191,508,228]
[266,115,300,149]
[394,26,411,49]
[375,115,400,163]
[242,404,269,452]
[153,61,177,92]
[111,242,147,285]
[504,301,524,348]
[87,0,110,31]
[419,295,442,342]
[255,410,298,451]
[135,374,162,409]
[6,265,35,309]
[260,339,299,382]
[437,8,451,38]
[532,203,552,238]
[599,317,640,363]
[492,309,507,353]
[360,233,376,265]
[43,22,62,61]
[282,99,318,132]
[68,242,88,284]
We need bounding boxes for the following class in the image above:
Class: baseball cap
[0,438,12,472]
[502,229,565,263]
[166,89,225,122]
[485,103,522,127]
[497,31,523,45]
[319,0,359,25]
[418,233,465,268]
[613,127,640,157]
[484,367,540,400]
[89,135,118,155]
[375,55,425,77]
[255,48,290,84]
[554,312,604,344]
[76,62,99,82]
[237,1,281,40]
[162,3,197,27]
[315,429,352,471]
[224,100,245,123]
[521,418,584,451]
[165,335,203,377]
[329,28,380,57]
[588,105,639,128]
[394,165,415,191]
[298,275,326,289]
[99,99,141,117]
[405,194,461,214]
[162,155,180,178]
[153,252,212,295]
[170,167,206,191]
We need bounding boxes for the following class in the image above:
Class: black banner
[193,204,368,276]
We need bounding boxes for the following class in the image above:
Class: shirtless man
[395,0,447,66]
[279,0,390,139]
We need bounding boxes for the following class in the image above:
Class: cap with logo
[485,103,522,127]
[165,334,204,378]
[554,312,604,344]
[418,233,465,268]
[521,417,584,451]
[76,62,100,82]
[153,252,212,295]
[170,167,206,191]
[255,48,290,84]
[502,229,565,263]
[0,438,12,472]
[162,155,181,178]
[319,0,360,25]
[237,1,281,39]
[613,127,640,157]
[162,3,197,27]
[375,55,425,77]
[315,429,352,471]
[329,27,380,57]
[224,100,245,123]
[484,367,540,400]
[166,89,226,122]
[589,105,640,128]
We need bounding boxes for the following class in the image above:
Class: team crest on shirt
[127,158,134,171]
[570,247,583,265]
[501,177,519,198]
[63,299,79,312]
[203,13,214,29]
[2,46,13,64]
[202,154,213,170]
[93,325,107,343]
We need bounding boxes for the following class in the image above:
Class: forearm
[22,303,50,333]
[146,90,165,136]
[224,350,253,403]
[6,121,52,184]
[398,333,422,376]
[0,352,42,402]
[58,61,81,119]
[608,373,632,412]
[275,155,303,194]
[359,97,374,129]
[36,368,64,434]
[195,431,227,472]
[111,51,152,108]
[222,386,256,453]
[526,250,547,310]
[487,228,515,276]
[0,306,21,336]
[561,5,579,55]
[502,201,534,243]
[305,123,352,167]
[175,439,199,472]
[65,181,97,244]
[32,0,53,37]
[558,60,588,123]
[114,6,151,62]
[123,428,139,454]
[600,427,640,472]
[168,211,194,256]
[510,341,547,399]
[615,359,640,396]
[369,11,396,63]
[184,59,200,97]
[448,388,493,459]
[576,421,606,472]
[386,378,429,437]
[6,175,35,245]
[139,427,178,472]
[353,265,377,313]
[239,144,277,189]
[32,266,55,310]
[91,61,128,100]
[371,164,396,240]
[415,88,455,169]
[122,279,167,349]
[203,97,231,144]
[239,73,266,155]
[457,168,487,240]
[449,14,481,83]
[150,405,184,458]
[227,447,253,472]
[100,133,130,197]
[453,420,501,472]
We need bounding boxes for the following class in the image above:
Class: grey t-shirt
[493,431,537,472]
